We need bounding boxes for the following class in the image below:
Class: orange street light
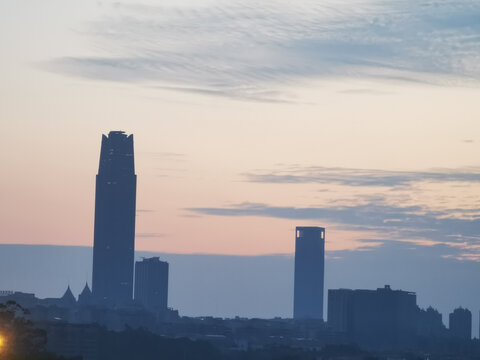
[0,334,6,353]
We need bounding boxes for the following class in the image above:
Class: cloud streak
[243,165,480,187]
[46,0,480,101]
[187,201,480,252]
[135,232,166,238]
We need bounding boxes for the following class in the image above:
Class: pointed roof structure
[60,285,76,306]
[78,282,93,306]
[80,282,92,297]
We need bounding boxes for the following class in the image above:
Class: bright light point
[0,335,5,351]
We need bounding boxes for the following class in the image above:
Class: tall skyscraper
[134,257,169,314]
[293,226,325,320]
[92,131,136,306]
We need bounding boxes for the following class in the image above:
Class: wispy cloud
[338,88,392,95]
[243,165,480,187]
[135,232,166,238]
[138,151,188,178]
[46,0,480,101]
[139,152,186,161]
[187,201,480,254]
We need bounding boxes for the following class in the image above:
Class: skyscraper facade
[134,257,169,314]
[293,226,325,320]
[92,131,136,306]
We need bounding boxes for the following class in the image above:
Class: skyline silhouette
[1,131,478,338]
[2,129,480,327]
[3,1,480,358]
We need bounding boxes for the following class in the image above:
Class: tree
[0,301,69,360]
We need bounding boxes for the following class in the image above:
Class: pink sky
[2,0,480,257]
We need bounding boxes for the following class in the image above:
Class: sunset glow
[1,0,480,258]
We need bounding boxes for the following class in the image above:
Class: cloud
[338,88,392,95]
[154,85,301,104]
[187,201,480,253]
[243,165,480,186]
[138,151,188,177]
[231,164,480,257]
[135,232,166,238]
[45,0,480,101]
[139,152,187,163]
[143,152,185,158]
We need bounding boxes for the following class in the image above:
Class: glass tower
[293,226,325,319]
[92,131,136,306]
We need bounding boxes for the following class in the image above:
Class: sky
[2,0,480,262]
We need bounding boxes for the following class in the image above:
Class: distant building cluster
[1,131,478,359]
[292,226,474,350]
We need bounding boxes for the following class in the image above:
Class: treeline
[97,327,221,360]
[0,301,74,360]
[2,301,480,360]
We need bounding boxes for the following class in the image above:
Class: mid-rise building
[417,306,447,338]
[449,307,471,340]
[328,285,418,350]
[134,257,169,314]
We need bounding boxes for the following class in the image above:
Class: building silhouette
[417,306,447,338]
[92,131,137,307]
[78,283,93,307]
[328,285,418,350]
[293,226,325,319]
[60,285,77,308]
[327,288,353,335]
[134,257,169,315]
[449,307,472,339]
